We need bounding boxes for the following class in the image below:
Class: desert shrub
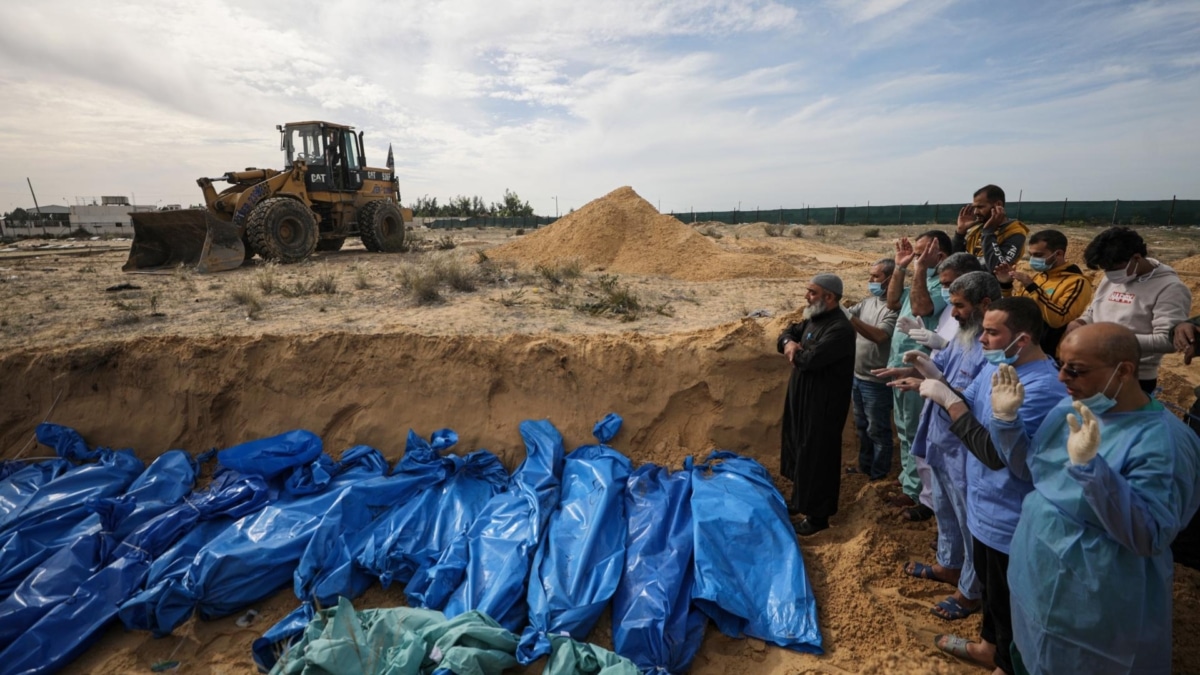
[433,256,477,292]
[790,227,804,238]
[229,283,263,318]
[763,223,785,237]
[496,289,526,307]
[577,274,643,321]
[701,226,723,239]
[310,268,338,294]
[863,228,881,238]
[396,264,443,305]
[255,263,279,295]
[514,228,526,236]
[435,235,457,250]
[354,267,371,290]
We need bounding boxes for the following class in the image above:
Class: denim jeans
[852,377,894,480]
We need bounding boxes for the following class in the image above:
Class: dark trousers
[973,538,1014,675]
[851,377,894,480]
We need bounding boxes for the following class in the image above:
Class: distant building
[69,196,154,235]
[0,205,71,236]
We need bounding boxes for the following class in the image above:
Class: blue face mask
[1078,367,1123,415]
[868,282,885,297]
[982,333,1026,366]
[940,288,951,302]
[1029,254,1055,272]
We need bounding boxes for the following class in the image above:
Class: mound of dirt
[1170,254,1200,274]
[488,187,801,281]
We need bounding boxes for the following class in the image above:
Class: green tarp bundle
[270,597,637,675]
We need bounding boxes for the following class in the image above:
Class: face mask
[982,333,1026,366]
[940,288,951,302]
[1104,259,1137,285]
[1078,366,1123,415]
[1029,254,1055,272]
[868,282,885,297]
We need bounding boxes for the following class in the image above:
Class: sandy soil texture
[2,187,1199,674]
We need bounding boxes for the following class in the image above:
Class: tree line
[411,189,535,218]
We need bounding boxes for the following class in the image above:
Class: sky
[1,0,1197,216]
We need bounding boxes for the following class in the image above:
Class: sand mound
[1170,254,1200,274]
[488,187,801,281]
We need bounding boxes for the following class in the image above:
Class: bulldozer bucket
[123,209,246,273]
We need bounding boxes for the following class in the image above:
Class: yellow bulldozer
[124,121,412,273]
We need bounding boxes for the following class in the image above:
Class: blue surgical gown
[993,398,1200,675]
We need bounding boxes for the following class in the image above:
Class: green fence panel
[668,200,1198,227]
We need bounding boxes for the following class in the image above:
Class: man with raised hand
[883,230,952,513]
[989,323,1200,674]
[777,273,856,537]
[993,228,1093,358]
[844,258,899,481]
[907,253,986,357]
[952,184,1029,273]
[915,297,1066,674]
[881,271,999,622]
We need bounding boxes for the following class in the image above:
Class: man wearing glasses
[988,322,1200,674]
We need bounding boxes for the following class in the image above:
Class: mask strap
[1005,332,1027,356]
[1099,365,1122,400]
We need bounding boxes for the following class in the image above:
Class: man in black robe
[778,273,856,536]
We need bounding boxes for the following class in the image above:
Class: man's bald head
[1061,323,1141,366]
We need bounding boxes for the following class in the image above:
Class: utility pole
[27,177,44,236]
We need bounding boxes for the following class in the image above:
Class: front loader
[124,121,411,273]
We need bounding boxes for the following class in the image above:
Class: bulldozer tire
[316,237,346,252]
[358,200,406,252]
[246,198,319,263]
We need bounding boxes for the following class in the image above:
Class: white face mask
[1105,259,1138,285]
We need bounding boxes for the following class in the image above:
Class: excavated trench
[0,321,788,470]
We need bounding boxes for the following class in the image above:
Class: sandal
[934,634,975,660]
[932,596,979,620]
[902,505,934,521]
[903,561,942,581]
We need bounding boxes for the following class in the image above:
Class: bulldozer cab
[281,122,363,193]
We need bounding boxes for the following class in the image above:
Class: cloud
[0,0,1196,216]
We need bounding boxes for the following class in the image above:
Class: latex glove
[902,350,943,380]
[919,379,962,409]
[896,316,922,336]
[1066,399,1101,465]
[990,364,1025,422]
[840,304,852,320]
[909,327,948,350]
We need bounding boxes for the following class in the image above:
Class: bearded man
[878,271,1001,621]
[778,273,856,536]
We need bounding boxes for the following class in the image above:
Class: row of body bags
[0,414,822,675]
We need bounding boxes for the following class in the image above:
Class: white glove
[902,350,943,380]
[840,304,852,320]
[896,316,922,336]
[909,327,948,350]
[990,364,1025,422]
[1066,400,1101,466]
[919,379,962,409]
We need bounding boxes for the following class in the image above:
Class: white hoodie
[1081,258,1192,380]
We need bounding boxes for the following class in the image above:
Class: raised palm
[1066,400,1101,465]
[990,364,1025,421]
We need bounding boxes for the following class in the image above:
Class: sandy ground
[3,189,1200,674]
